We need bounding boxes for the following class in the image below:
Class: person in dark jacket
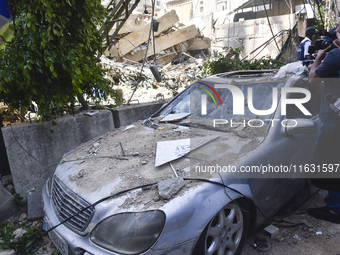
[308,20,340,224]
[298,27,316,61]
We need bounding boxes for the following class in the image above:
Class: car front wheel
[193,200,249,255]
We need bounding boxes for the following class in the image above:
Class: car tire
[193,199,249,255]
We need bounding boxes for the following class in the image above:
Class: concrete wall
[189,12,213,38]
[166,0,193,25]
[110,101,165,128]
[2,110,115,218]
[0,102,165,219]
[214,14,296,59]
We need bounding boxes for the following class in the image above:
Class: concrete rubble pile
[100,10,212,105]
[104,10,211,66]
[101,53,205,105]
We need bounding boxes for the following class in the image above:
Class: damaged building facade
[103,0,317,64]
[183,0,316,61]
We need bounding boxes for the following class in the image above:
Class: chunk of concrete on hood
[158,176,185,200]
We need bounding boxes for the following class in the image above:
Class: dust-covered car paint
[42,70,320,255]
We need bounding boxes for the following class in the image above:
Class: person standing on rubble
[298,27,316,61]
[307,15,340,224]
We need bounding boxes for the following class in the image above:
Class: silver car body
[42,70,320,255]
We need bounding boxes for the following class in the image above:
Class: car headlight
[90,210,165,255]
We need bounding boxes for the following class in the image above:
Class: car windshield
[153,75,285,130]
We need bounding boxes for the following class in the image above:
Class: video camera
[308,29,337,54]
[302,28,337,66]
[302,59,314,66]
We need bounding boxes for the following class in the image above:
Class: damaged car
[42,70,321,255]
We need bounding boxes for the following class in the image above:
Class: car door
[250,75,321,215]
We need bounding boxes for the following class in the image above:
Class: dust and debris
[59,121,191,202]
[57,117,267,204]
[88,140,102,155]
[242,190,340,255]
[275,235,285,242]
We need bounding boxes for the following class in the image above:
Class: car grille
[51,177,95,232]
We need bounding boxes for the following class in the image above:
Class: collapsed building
[97,0,337,106]
[100,0,336,65]
[103,8,211,67]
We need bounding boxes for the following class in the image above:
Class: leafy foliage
[0,0,114,119]
[200,47,283,76]
[0,221,44,253]
[308,1,326,32]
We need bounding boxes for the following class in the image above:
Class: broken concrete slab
[158,176,185,200]
[187,37,211,51]
[117,14,146,35]
[264,224,280,238]
[125,24,199,62]
[107,10,179,58]
[156,52,179,67]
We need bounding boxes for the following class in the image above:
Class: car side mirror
[284,118,317,136]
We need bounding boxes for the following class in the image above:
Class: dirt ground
[241,189,340,255]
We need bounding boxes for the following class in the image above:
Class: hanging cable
[307,0,318,20]
[315,0,325,28]
[151,0,157,66]
[276,22,298,60]
[126,2,155,104]
[149,0,162,82]
[243,29,288,61]
[127,0,161,103]
[262,0,280,51]
[301,0,308,20]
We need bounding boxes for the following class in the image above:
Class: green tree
[0,0,114,119]
[201,47,282,76]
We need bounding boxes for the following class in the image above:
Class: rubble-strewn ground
[242,189,340,255]
[1,188,339,255]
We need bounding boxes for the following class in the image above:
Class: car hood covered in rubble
[54,119,266,207]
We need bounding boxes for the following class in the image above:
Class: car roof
[198,69,278,84]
